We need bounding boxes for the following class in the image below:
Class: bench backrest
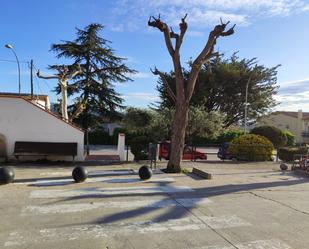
[14,141,78,156]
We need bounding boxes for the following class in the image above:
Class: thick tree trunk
[167,103,189,173]
[148,15,235,173]
[61,83,68,121]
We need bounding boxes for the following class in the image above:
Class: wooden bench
[14,141,78,161]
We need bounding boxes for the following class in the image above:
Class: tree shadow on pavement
[53,176,309,228]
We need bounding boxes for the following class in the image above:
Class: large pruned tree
[50,23,135,154]
[156,54,279,127]
[148,15,235,172]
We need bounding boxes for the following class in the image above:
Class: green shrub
[189,130,244,146]
[278,147,308,162]
[88,129,112,145]
[130,136,150,161]
[250,126,287,148]
[229,134,274,161]
[216,130,244,143]
[283,131,296,146]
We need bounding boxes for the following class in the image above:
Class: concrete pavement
[1,162,309,248]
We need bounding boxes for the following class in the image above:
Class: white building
[257,110,309,143]
[0,93,85,161]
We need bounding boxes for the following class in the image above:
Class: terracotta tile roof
[274,111,309,120]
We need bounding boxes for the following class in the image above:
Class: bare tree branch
[148,15,175,56]
[69,98,86,123]
[186,21,235,103]
[151,67,176,102]
[170,27,179,39]
[36,69,58,79]
[147,15,235,172]
[149,15,187,100]
[175,13,188,53]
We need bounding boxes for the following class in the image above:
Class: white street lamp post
[244,74,252,134]
[5,44,21,95]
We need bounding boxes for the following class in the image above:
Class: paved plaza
[1,161,309,249]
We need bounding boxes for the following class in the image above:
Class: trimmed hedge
[130,136,150,161]
[278,147,308,162]
[250,126,287,148]
[88,129,112,145]
[229,134,274,161]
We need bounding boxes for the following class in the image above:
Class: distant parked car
[217,142,233,160]
[159,141,207,161]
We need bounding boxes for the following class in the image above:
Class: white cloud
[129,72,155,79]
[186,9,249,26]
[275,91,309,111]
[109,0,309,32]
[123,92,160,101]
[279,78,309,88]
[275,77,309,111]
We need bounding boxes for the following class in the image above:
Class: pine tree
[50,23,135,151]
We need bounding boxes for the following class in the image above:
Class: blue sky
[1,0,309,111]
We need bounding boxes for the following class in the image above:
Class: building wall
[0,97,84,161]
[257,113,303,143]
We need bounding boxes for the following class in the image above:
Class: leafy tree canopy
[156,53,279,127]
[122,107,224,143]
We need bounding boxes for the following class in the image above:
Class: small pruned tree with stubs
[148,14,235,172]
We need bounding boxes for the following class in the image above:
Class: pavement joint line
[247,191,309,216]
[193,239,292,249]
[165,191,240,249]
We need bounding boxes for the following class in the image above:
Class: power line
[33,72,44,95]
[0,58,28,64]
[32,64,53,91]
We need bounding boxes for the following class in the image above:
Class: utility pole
[30,60,34,99]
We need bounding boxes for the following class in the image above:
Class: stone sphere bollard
[280,163,288,171]
[72,166,88,183]
[0,166,15,184]
[138,165,153,180]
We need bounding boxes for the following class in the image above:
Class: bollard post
[117,133,126,161]
[126,145,129,162]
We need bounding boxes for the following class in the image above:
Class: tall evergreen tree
[50,23,135,150]
[156,54,279,127]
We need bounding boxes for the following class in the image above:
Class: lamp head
[5,44,13,49]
